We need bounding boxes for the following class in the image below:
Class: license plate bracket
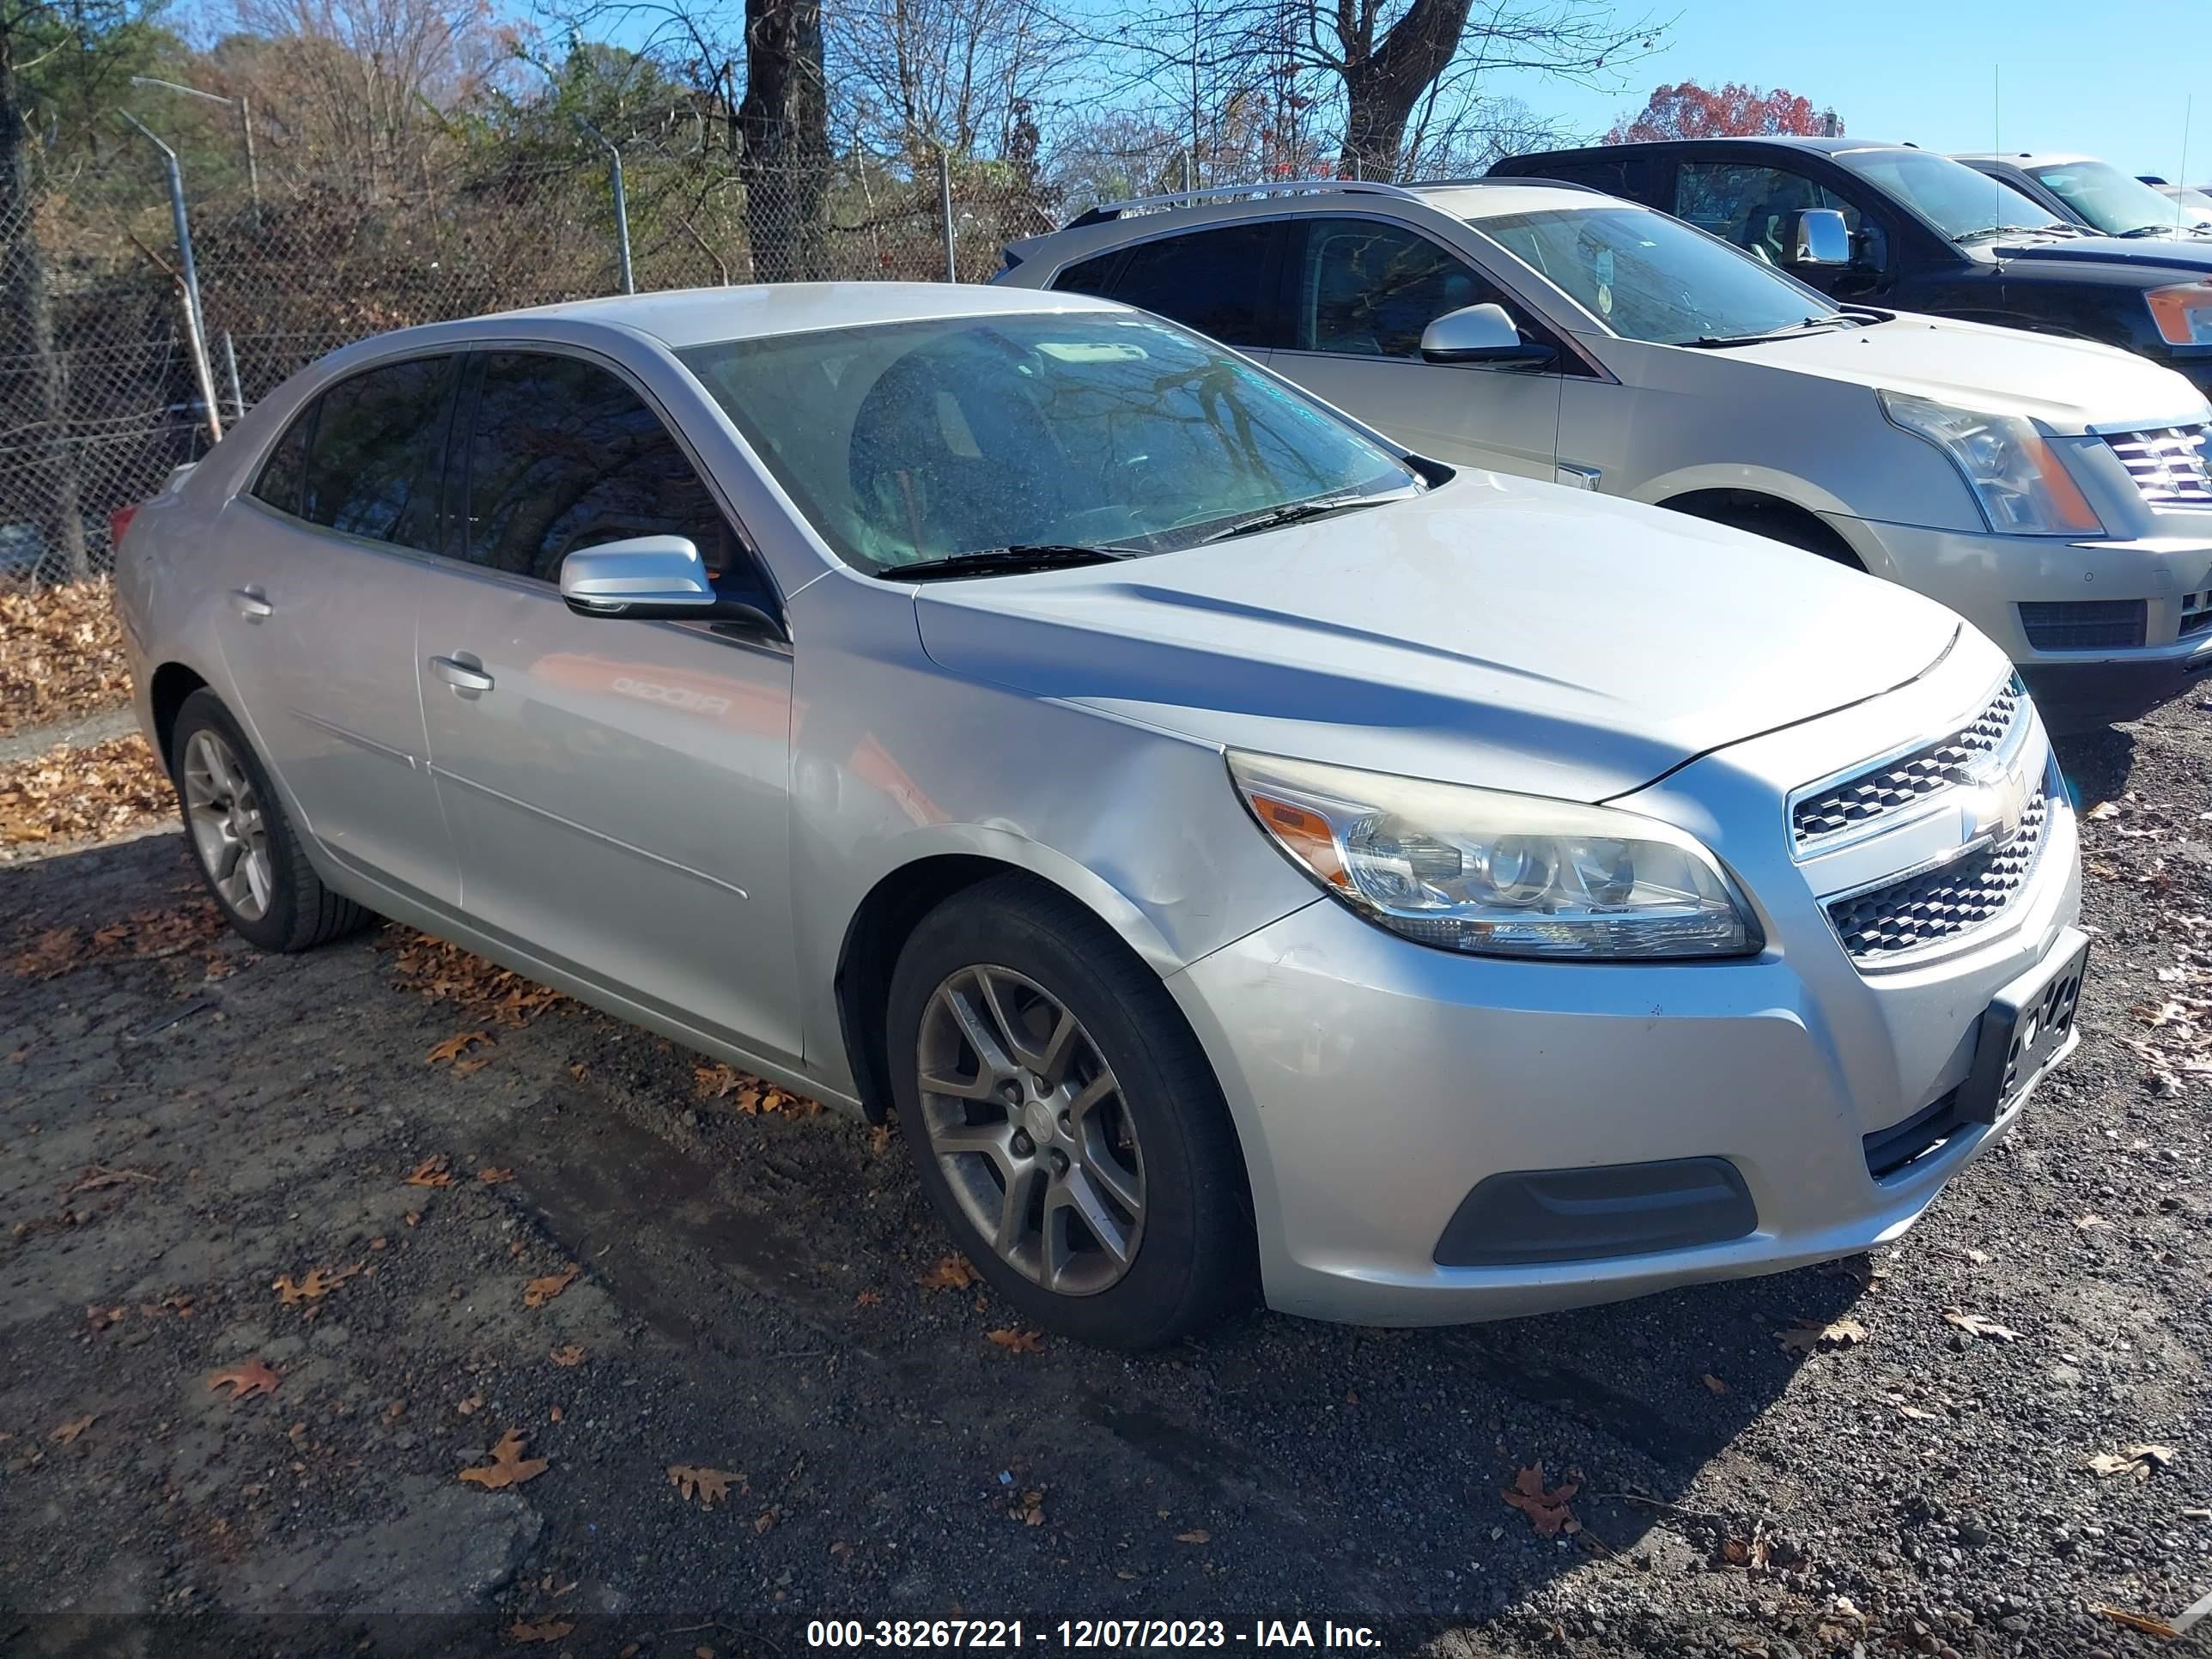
[1960,932,2090,1126]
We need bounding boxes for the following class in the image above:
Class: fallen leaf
[457,1391,483,1417]
[404,1156,453,1188]
[524,1265,579,1309]
[452,1054,494,1076]
[458,1428,547,1489]
[984,1328,1043,1353]
[1942,1309,2023,1343]
[753,1508,778,1534]
[207,1358,281,1402]
[1701,1374,1729,1396]
[2075,1213,2112,1231]
[49,1413,95,1444]
[1898,1404,1942,1422]
[477,1167,515,1184]
[426,1030,491,1066]
[62,1164,160,1196]
[1502,1464,1579,1537]
[2084,799,2122,822]
[1174,1528,1211,1544]
[272,1262,362,1306]
[2083,1444,2174,1480]
[854,1291,882,1306]
[2090,1604,2178,1638]
[1777,1316,1870,1354]
[550,1345,584,1367]
[917,1254,975,1291]
[669,1464,734,1508]
[509,1620,574,1644]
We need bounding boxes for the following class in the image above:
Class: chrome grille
[1826,787,2051,963]
[2105,424,2212,507]
[1791,675,2024,848]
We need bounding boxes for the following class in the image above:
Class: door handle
[231,586,272,621]
[429,655,495,694]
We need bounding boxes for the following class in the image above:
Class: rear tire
[887,874,1253,1348]
[169,689,372,953]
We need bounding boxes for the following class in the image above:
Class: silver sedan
[115,283,2086,1346]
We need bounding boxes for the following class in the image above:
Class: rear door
[416,347,802,1065]
[1268,215,1563,478]
[215,355,462,907]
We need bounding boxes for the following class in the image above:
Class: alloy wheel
[915,963,1146,1294]
[181,728,274,922]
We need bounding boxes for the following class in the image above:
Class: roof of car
[1950,152,2097,168]
[1504,137,1911,163]
[472,281,1121,349]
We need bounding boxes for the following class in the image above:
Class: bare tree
[831,0,1071,168]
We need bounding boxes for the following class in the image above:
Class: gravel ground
[2,699,2208,1659]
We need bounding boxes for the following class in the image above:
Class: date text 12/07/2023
[805,1619,1384,1650]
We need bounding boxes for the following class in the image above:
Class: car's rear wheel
[170,689,372,952]
[887,874,1252,1347]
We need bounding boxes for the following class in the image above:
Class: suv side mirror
[1780,208,1851,269]
[1419,302,1558,368]
[559,535,782,634]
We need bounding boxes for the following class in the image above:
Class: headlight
[2146,281,2212,346]
[1229,751,1761,960]
[1878,391,2103,537]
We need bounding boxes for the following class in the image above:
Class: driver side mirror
[558,535,782,635]
[1419,302,1559,368]
[1779,208,1851,270]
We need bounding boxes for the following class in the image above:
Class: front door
[1267,216,1564,478]
[416,349,801,1065]
[212,354,462,908]
[1670,157,1888,303]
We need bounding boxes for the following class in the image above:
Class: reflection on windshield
[2031,160,2204,235]
[1477,205,1839,346]
[1834,149,2064,240]
[679,315,1413,573]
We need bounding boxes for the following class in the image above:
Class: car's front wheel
[887,874,1253,1348]
[169,689,372,952]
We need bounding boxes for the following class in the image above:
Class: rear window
[250,408,313,516]
[1060,222,1281,348]
[297,356,456,551]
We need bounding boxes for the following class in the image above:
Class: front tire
[169,689,371,952]
[887,874,1253,1348]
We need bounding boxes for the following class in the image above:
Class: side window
[251,404,313,517]
[462,351,765,604]
[1095,222,1279,347]
[1674,163,1863,264]
[1291,219,1505,358]
[296,356,454,551]
[1053,250,1123,298]
[1527,157,1650,203]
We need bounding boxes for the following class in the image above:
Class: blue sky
[1483,0,2205,182]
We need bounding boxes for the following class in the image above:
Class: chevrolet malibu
[114,283,2087,1348]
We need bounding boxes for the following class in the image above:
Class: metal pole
[575,118,635,294]
[240,96,260,216]
[1182,148,1194,204]
[222,331,246,420]
[119,112,221,443]
[939,149,957,283]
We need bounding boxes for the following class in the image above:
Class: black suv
[1492,137,2212,398]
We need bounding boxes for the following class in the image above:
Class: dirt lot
[2,697,2209,1659]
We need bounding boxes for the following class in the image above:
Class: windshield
[679,313,1414,574]
[1474,204,1843,346]
[2165,185,2212,223]
[1832,148,2064,240]
[2033,160,2205,234]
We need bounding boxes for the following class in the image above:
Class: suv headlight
[2146,281,2212,346]
[1879,391,2103,537]
[1229,752,1761,960]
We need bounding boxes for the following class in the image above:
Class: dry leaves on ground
[669,1465,736,1508]
[459,1429,548,1489]
[477,1166,514,1184]
[206,1358,281,1402]
[917,1255,975,1291]
[383,929,568,1026]
[1777,1316,1870,1354]
[2083,1444,2175,1480]
[49,1413,95,1444]
[404,1155,454,1188]
[0,580,131,735]
[272,1262,362,1306]
[1174,1528,1211,1544]
[1942,1309,2023,1343]
[523,1265,579,1309]
[0,735,173,854]
[426,1030,492,1067]
[508,1620,575,1644]
[62,1164,159,1197]
[550,1345,585,1367]
[692,1061,820,1115]
[984,1328,1043,1353]
[1502,1464,1580,1537]
[12,902,223,981]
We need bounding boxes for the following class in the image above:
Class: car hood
[1708,313,2209,430]
[1991,232,2212,272]
[912,477,1962,805]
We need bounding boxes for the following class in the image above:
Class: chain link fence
[0,135,1062,590]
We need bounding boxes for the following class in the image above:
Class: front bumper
[1168,646,2083,1327]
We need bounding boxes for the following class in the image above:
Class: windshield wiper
[1686,314,1858,349]
[1197,490,1398,544]
[884,544,1128,581]
[1954,223,2077,244]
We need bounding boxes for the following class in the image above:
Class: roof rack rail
[1063,178,1426,228]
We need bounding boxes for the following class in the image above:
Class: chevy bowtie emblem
[1964,766,2030,850]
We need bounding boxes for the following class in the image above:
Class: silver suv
[997,179,2212,728]
[117,283,2085,1346]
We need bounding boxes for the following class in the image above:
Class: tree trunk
[738,0,830,283]
[0,22,88,581]
[1336,0,1474,180]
